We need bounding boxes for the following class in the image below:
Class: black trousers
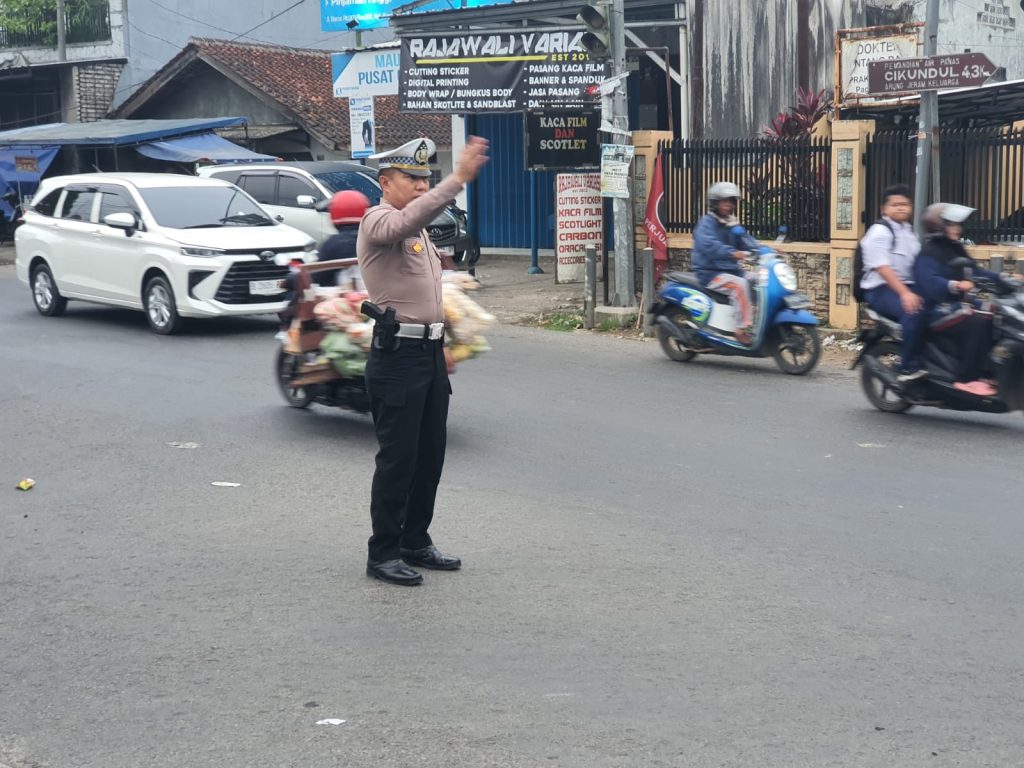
[365,338,450,562]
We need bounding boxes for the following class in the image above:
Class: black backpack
[852,218,896,303]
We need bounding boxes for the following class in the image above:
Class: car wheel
[31,263,68,317]
[144,275,184,335]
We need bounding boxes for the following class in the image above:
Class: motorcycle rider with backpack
[857,183,926,381]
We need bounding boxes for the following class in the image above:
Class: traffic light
[577,3,610,59]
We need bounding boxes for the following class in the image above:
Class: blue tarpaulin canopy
[0,146,60,217]
[135,132,276,163]
[0,117,248,146]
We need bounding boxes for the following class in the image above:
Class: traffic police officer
[358,135,490,586]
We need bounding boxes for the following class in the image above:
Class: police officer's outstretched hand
[454,136,490,185]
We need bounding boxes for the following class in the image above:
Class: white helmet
[707,182,741,209]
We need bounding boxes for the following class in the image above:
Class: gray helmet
[922,202,975,234]
[707,181,742,203]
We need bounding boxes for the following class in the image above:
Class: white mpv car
[15,173,316,334]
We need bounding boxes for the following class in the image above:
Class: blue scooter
[649,226,821,375]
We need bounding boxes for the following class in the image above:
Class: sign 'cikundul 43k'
[399,32,608,113]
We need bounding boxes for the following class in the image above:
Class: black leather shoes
[367,558,423,586]
[400,545,462,571]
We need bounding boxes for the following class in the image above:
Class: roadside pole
[640,247,654,337]
[913,0,940,232]
[584,245,597,329]
[57,0,66,61]
[610,0,634,307]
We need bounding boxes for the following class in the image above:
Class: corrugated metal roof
[0,117,246,146]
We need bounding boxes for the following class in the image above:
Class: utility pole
[57,0,66,61]
[913,0,940,232]
[609,0,633,307]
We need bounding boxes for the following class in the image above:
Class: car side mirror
[296,195,317,209]
[949,256,973,269]
[104,211,138,235]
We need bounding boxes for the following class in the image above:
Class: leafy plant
[761,87,832,139]
[539,312,583,332]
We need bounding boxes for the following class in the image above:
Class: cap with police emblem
[370,137,436,178]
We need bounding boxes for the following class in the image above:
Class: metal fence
[865,128,1024,244]
[0,4,110,49]
[660,136,832,242]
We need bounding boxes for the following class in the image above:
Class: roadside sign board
[599,144,634,199]
[398,32,607,113]
[836,26,920,104]
[554,173,602,284]
[868,52,997,95]
[348,97,375,159]
[332,49,399,98]
[525,112,599,170]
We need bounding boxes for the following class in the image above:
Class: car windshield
[313,171,382,205]
[138,186,275,228]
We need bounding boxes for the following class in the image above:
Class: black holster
[362,301,400,350]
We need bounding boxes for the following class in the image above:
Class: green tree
[0,0,107,44]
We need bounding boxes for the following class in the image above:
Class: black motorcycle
[274,258,370,414]
[1,189,23,245]
[853,269,1024,416]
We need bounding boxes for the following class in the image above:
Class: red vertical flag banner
[643,153,669,281]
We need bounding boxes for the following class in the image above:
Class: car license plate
[249,279,285,296]
[437,245,455,256]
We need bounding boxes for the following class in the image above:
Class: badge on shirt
[412,242,424,253]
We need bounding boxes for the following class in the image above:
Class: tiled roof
[116,38,451,151]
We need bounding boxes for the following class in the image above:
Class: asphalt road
[2,265,1023,768]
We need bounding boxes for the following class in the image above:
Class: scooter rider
[692,182,754,345]
[913,203,1004,396]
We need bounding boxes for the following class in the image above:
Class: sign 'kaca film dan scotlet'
[399,32,608,113]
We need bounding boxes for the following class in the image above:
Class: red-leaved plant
[761,87,832,138]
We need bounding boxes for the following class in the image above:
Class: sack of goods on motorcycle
[296,272,493,377]
[441,271,494,362]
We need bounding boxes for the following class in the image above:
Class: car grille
[426,222,458,246]
[215,261,289,304]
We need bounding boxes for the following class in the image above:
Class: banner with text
[525,112,599,170]
[555,173,602,284]
[332,49,400,98]
[399,32,608,113]
[600,144,634,199]
[349,97,375,159]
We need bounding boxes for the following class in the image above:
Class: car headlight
[181,246,225,258]
[773,262,798,291]
[303,241,316,252]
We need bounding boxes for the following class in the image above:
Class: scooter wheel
[771,323,821,375]
[860,341,913,413]
[656,308,698,362]
[276,347,314,408]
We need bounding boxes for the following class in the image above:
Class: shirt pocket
[400,237,429,275]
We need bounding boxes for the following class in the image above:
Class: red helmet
[328,190,371,225]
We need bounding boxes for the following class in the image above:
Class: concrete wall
[700,0,864,138]
[700,0,1024,139]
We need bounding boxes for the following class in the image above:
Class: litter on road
[211,481,241,487]
[16,478,35,491]
[315,719,346,726]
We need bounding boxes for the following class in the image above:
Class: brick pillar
[829,119,875,330]
[73,61,125,122]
